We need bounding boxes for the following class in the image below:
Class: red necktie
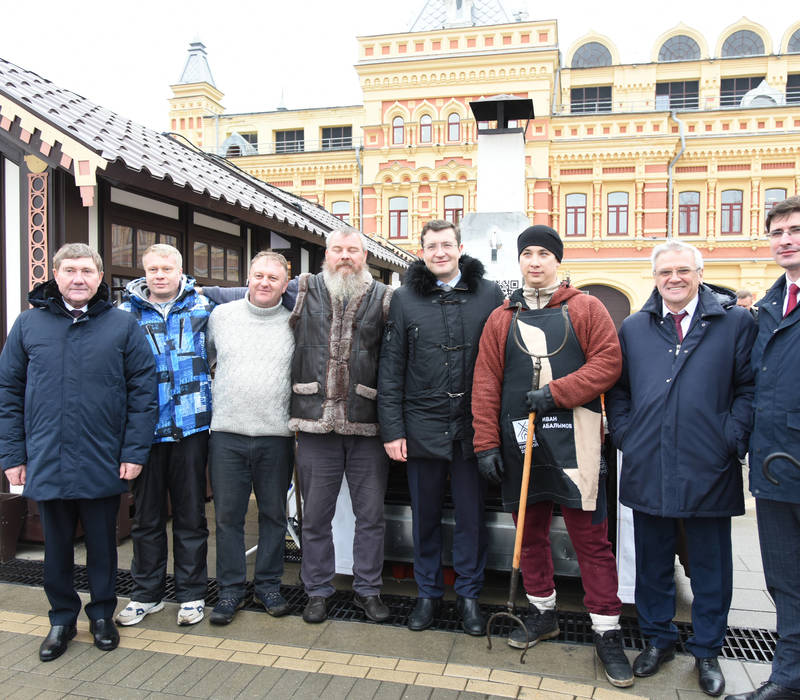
[70,309,83,318]
[785,283,799,318]
[668,311,687,342]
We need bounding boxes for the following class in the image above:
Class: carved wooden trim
[28,172,48,289]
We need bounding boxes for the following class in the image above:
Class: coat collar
[28,279,112,317]
[641,283,733,319]
[403,254,486,296]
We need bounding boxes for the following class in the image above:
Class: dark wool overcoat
[378,255,504,461]
[606,283,756,518]
[749,275,800,504]
[0,281,158,501]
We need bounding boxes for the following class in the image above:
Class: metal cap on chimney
[469,94,534,135]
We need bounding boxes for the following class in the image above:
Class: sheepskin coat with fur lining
[288,271,392,436]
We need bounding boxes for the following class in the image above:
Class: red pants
[513,500,621,616]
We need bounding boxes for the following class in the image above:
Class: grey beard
[322,263,372,303]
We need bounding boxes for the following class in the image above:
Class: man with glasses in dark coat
[379,219,503,634]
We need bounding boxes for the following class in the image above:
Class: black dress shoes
[407,597,441,631]
[39,624,77,662]
[632,643,676,677]
[302,596,328,624]
[725,682,800,700]
[354,594,390,622]
[90,618,120,651]
[697,657,725,697]
[456,596,485,636]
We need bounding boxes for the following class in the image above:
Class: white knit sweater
[206,296,294,437]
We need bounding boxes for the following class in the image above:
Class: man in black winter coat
[0,243,158,663]
[378,219,503,635]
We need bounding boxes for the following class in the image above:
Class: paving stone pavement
[0,584,772,700]
[0,481,775,698]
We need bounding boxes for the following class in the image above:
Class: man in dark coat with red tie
[606,240,756,697]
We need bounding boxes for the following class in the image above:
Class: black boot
[456,596,485,636]
[508,604,559,649]
[407,597,441,631]
[39,624,77,662]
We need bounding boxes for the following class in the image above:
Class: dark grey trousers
[296,432,388,597]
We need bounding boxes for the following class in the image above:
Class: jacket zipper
[146,326,161,354]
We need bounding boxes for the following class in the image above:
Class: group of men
[0,197,798,697]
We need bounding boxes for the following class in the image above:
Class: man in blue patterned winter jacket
[116,243,214,627]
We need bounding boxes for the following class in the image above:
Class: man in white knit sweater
[205,251,295,625]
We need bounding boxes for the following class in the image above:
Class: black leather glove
[476,448,504,485]
[525,385,557,415]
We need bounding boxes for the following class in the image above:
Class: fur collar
[403,255,486,296]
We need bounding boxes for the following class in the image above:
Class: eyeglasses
[654,267,700,279]
[423,242,458,253]
[767,226,800,240]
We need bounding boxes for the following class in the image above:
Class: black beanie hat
[517,225,563,261]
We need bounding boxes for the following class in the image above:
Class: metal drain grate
[0,558,775,663]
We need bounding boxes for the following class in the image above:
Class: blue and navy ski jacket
[120,276,213,443]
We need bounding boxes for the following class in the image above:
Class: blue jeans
[756,498,800,689]
[209,432,293,599]
[633,510,732,658]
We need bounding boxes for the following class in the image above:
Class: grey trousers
[296,432,389,597]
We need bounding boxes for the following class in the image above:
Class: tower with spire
[168,41,224,152]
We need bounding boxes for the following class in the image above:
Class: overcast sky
[1,0,793,131]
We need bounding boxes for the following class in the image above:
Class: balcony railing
[215,137,362,158]
[554,92,799,116]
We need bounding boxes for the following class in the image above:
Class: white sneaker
[115,600,165,626]
[177,600,205,626]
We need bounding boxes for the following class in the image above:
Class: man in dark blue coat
[607,240,756,697]
[378,219,504,635]
[727,197,800,700]
[0,243,158,662]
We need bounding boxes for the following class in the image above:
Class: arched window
[571,42,612,68]
[721,30,765,58]
[789,28,800,53]
[444,195,464,224]
[565,193,587,236]
[721,190,743,234]
[447,113,461,141]
[679,191,700,235]
[765,188,787,215]
[420,115,432,143]
[331,201,350,223]
[392,116,404,145]
[607,192,628,235]
[658,35,701,62]
[388,196,408,238]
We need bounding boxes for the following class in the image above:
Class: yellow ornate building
[168,1,800,315]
